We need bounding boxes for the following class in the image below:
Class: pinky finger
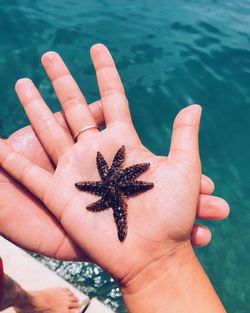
[191,224,212,247]
[0,139,51,200]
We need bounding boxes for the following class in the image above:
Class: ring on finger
[74,125,99,142]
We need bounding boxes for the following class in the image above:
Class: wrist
[121,241,195,312]
[120,242,226,313]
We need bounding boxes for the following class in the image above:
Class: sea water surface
[0,0,250,312]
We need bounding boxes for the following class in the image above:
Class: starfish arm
[96,151,109,180]
[108,145,125,178]
[119,163,150,183]
[75,181,105,196]
[86,196,111,212]
[120,181,154,197]
[112,194,128,241]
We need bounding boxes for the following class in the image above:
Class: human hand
[0,123,222,255]
[0,44,229,285]
[0,46,229,272]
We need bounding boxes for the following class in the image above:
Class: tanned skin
[0,274,33,311]
[0,274,80,313]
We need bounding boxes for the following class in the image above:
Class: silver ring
[74,125,99,141]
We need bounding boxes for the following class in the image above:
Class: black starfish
[75,145,154,241]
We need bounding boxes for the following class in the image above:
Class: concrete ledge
[0,236,90,312]
[85,298,114,313]
[0,236,115,313]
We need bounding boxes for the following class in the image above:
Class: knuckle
[63,96,85,111]
[102,87,125,98]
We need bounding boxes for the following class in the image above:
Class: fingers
[15,78,72,164]
[197,195,230,220]
[192,195,230,247]
[54,100,104,130]
[41,52,98,140]
[90,43,133,126]
[191,225,212,247]
[0,139,51,200]
[89,100,105,127]
[200,174,215,194]
[53,100,104,136]
[169,105,202,165]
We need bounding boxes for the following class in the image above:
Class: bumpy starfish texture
[75,145,154,241]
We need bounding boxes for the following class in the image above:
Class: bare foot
[15,287,80,313]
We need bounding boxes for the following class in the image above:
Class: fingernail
[90,43,107,56]
[15,78,33,92]
[210,199,230,218]
[41,51,58,66]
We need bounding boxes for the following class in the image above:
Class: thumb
[168,104,202,168]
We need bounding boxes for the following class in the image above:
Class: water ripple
[1,1,250,312]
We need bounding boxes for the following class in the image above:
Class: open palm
[0,45,229,279]
[0,112,228,260]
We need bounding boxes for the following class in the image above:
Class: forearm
[0,274,33,310]
[121,243,226,313]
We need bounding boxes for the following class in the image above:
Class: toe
[70,295,79,302]
[64,288,75,297]
[63,287,71,292]
[69,301,80,309]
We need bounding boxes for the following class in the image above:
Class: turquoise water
[1,0,250,312]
